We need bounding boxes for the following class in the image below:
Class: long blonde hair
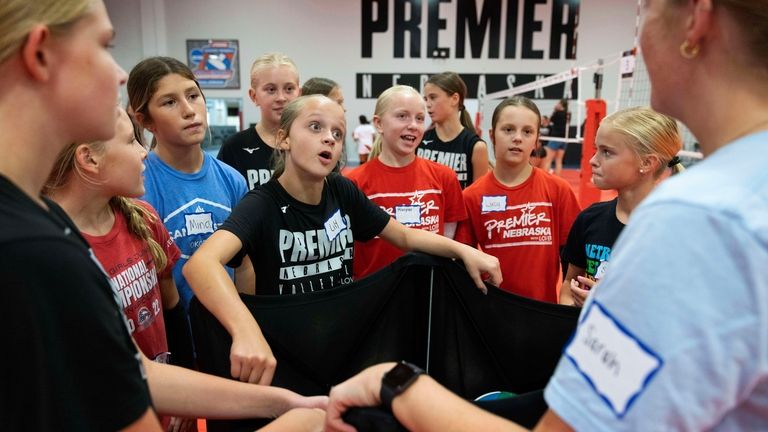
[0,0,92,65]
[368,85,424,159]
[44,111,169,272]
[600,107,685,177]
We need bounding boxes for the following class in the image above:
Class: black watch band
[380,361,425,411]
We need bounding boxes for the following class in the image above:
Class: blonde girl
[417,72,489,188]
[184,94,502,386]
[347,85,466,278]
[218,52,301,189]
[560,106,683,306]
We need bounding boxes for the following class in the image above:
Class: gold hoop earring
[679,40,700,59]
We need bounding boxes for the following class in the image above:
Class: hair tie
[667,156,681,168]
[460,105,466,111]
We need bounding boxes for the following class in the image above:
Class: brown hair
[426,72,475,132]
[127,56,205,148]
[301,77,339,97]
[490,96,542,132]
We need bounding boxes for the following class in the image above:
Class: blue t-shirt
[545,132,768,430]
[142,151,248,309]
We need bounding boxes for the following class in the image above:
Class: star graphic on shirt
[243,147,260,154]
[409,190,426,206]
[281,205,289,214]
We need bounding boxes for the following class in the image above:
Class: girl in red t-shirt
[346,85,467,278]
[456,96,581,303]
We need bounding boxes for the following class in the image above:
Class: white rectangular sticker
[185,212,215,236]
[481,195,507,213]
[324,209,347,242]
[564,300,663,418]
[395,205,421,225]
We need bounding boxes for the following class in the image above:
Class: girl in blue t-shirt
[127,57,251,314]
[560,107,684,306]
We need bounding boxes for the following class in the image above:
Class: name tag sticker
[185,212,214,236]
[481,195,507,213]
[564,300,663,418]
[395,205,421,225]
[324,209,347,242]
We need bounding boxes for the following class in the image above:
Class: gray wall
[106,0,639,138]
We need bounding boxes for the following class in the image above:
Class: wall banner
[187,39,240,89]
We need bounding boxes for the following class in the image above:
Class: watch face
[384,361,423,389]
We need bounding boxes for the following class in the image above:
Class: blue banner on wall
[187,39,240,89]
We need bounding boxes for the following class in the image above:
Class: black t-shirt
[562,198,625,280]
[549,110,568,138]
[0,175,151,430]
[217,127,276,190]
[221,174,391,295]
[416,127,481,189]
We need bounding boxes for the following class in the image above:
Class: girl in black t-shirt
[184,94,502,386]
[418,72,489,188]
[560,107,685,306]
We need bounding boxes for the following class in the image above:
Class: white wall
[106,0,639,137]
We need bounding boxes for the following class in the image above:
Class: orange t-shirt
[346,157,467,278]
[456,169,581,302]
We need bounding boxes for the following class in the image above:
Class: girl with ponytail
[45,107,191,429]
[417,72,489,188]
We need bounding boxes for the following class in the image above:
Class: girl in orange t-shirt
[346,85,466,278]
[456,96,581,302]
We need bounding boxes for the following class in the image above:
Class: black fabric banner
[190,253,579,431]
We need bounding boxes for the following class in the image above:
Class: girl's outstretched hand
[459,246,502,293]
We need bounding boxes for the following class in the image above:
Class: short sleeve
[139,200,181,277]
[556,182,581,246]
[545,202,768,431]
[332,175,390,242]
[2,240,151,430]
[219,190,265,265]
[454,191,478,246]
[562,211,587,269]
[442,169,467,223]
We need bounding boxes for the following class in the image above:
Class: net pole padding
[579,99,607,209]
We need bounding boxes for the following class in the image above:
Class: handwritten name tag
[324,209,347,242]
[481,195,507,213]
[395,205,421,225]
[565,300,663,418]
[185,212,214,235]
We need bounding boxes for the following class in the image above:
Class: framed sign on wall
[186,39,240,89]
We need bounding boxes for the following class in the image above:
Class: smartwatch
[380,361,425,411]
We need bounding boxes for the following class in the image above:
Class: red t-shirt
[83,200,181,361]
[456,169,580,302]
[346,157,467,278]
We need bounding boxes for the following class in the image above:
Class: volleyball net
[476,48,702,164]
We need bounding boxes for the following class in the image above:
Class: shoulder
[207,155,247,186]
[419,157,458,178]
[344,162,374,182]
[327,172,359,191]
[222,128,255,147]
[462,172,493,197]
